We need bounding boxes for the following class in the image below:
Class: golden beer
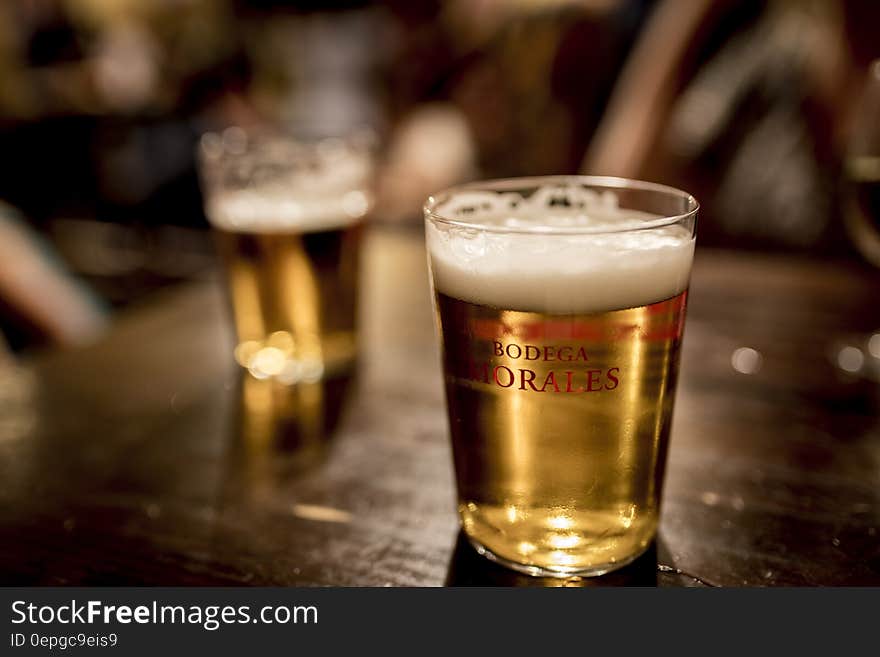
[437,291,686,574]
[214,222,361,381]
[426,177,697,576]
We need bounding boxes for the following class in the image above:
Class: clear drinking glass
[198,127,374,383]
[425,176,698,576]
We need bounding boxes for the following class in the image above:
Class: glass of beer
[425,176,698,576]
[198,127,374,383]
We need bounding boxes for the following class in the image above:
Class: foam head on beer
[201,129,374,234]
[207,186,371,234]
[426,182,695,314]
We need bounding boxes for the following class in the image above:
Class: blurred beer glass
[425,176,698,576]
[198,127,374,383]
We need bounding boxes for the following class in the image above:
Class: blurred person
[583,0,880,252]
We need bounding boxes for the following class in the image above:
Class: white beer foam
[207,187,370,233]
[427,185,695,314]
[204,139,374,233]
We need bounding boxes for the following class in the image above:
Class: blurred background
[0,0,877,355]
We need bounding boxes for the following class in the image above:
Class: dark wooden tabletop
[1,226,878,587]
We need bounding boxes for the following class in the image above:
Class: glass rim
[198,124,378,162]
[423,175,699,235]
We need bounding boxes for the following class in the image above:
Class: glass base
[466,535,651,578]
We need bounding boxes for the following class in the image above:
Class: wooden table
[1,226,878,586]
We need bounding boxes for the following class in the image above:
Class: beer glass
[198,127,374,383]
[425,176,698,576]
